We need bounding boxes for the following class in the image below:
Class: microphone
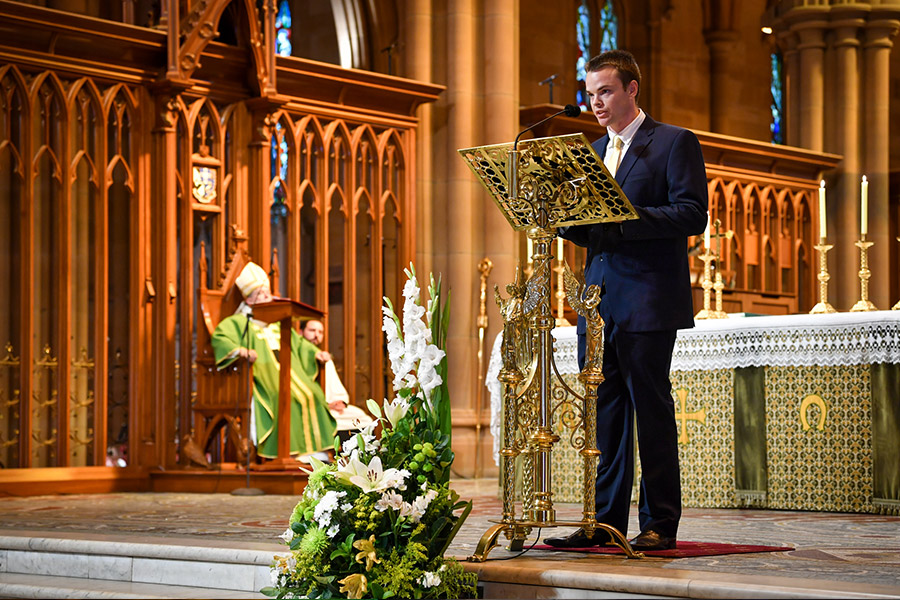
[539,74,558,86]
[514,104,582,150]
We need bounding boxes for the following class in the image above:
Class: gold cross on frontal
[674,388,707,444]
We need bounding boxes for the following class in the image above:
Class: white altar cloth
[487,311,900,464]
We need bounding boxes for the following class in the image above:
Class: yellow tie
[607,134,624,177]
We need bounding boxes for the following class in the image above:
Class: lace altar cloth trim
[548,311,900,372]
[487,311,900,464]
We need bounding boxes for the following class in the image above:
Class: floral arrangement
[263,266,477,599]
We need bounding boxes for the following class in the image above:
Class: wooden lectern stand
[250,298,323,470]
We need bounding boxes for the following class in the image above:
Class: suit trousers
[578,318,681,539]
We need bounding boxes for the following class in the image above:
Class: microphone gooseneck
[514,104,582,150]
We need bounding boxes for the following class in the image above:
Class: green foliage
[266,267,476,600]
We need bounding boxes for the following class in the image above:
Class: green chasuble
[212,314,337,458]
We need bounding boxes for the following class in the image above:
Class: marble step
[0,530,278,598]
[0,572,259,599]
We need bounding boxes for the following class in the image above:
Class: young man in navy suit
[546,49,708,551]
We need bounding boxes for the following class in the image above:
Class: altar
[487,311,900,514]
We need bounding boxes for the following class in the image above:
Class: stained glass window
[275,0,292,57]
[577,1,618,109]
[770,52,784,145]
[599,1,618,53]
[576,1,591,108]
[270,121,289,295]
[271,122,289,224]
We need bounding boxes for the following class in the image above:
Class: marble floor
[0,479,898,598]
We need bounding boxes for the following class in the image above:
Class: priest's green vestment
[212,314,337,458]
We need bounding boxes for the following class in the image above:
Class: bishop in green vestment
[211,262,337,459]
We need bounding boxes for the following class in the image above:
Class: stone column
[830,14,864,310]
[477,0,518,477]
[705,30,740,135]
[406,0,435,278]
[445,0,479,469]
[778,33,800,147]
[792,19,826,151]
[862,17,900,308]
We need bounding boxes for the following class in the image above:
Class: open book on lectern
[458,133,638,230]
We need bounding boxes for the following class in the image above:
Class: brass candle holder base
[850,237,878,312]
[695,250,727,319]
[809,240,836,314]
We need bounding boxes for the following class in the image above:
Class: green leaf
[259,586,279,597]
[435,499,473,557]
[370,582,386,599]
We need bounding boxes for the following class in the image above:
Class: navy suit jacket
[561,115,708,333]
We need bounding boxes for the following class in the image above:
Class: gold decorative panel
[458,134,638,231]
[671,369,736,508]
[765,364,873,513]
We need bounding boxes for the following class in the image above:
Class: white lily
[331,450,368,485]
[348,455,409,494]
[383,397,410,428]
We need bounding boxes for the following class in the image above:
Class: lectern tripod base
[468,520,643,562]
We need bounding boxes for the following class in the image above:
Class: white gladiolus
[382,270,445,407]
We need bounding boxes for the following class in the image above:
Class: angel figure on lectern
[563,263,604,376]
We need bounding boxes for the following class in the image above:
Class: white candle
[861,175,868,236]
[704,214,711,249]
[818,180,826,239]
[557,236,563,262]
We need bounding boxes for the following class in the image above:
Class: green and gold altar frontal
[458,134,638,230]
[487,311,900,514]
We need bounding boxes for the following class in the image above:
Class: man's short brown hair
[587,49,642,101]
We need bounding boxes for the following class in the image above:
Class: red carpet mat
[533,541,794,558]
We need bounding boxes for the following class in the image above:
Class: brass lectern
[458,133,642,561]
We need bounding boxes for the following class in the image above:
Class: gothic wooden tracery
[0,2,441,480]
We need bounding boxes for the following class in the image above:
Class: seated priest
[300,319,374,435]
[211,262,337,460]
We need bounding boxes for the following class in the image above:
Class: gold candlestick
[894,237,900,311]
[850,235,877,312]
[696,218,730,319]
[695,250,716,319]
[713,268,726,317]
[809,238,836,314]
[474,257,492,479]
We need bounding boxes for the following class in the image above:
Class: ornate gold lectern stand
[458,134,642,561]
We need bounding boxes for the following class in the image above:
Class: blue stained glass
[599,1,617,52]
[770,52,784,145]
[576,1,590,108]
[271,122,289,224]
[275,0,292,57]
[576,1,618,109]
